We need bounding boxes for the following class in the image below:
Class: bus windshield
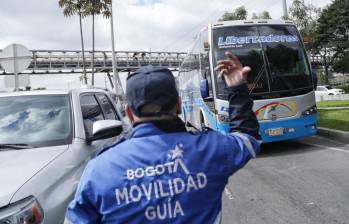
[212,25,312,99]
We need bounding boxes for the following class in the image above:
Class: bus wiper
[249,63,266,94]
[0,143,33,150]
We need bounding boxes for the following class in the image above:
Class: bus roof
[211,19,295,28]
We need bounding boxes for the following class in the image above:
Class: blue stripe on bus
[201,104,317,143]
[184,100,317,143]
[258,114,317,143]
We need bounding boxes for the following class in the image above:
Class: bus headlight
[302,105,317,116]
[0,196,44,224]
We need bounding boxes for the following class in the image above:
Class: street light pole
[282,0,288,19]
[110,0,124,100]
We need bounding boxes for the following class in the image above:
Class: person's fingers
[229,62,237,69]
[217,60,235,67]
[225,51,233,58]
[218,69,228,78]
[218,59,233,64]
[225,52,243,68]
[225,52,238,61]
[217,57,235,64]
[216,60,225,65]
[217,71,223,78]
[214,64,226,71]
[241,66,251,75]
[220,69,228,76]
[225,52,239,62]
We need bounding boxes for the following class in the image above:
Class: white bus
[178,20,317,143]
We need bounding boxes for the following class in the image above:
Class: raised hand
[214,52,251,87]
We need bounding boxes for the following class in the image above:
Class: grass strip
[317,109,349,132]
[316,100,349,108]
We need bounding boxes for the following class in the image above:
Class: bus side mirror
[203,42,210,51]
[200,79,209,99]
[303,36,309,44]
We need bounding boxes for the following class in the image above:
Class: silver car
[0,88,128,223]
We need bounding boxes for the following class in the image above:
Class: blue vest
[66,122,259,224]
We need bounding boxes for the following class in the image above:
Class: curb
[317,127,349,143]
[318,107,349,110]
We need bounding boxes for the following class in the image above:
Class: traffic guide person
[65,52,261,223]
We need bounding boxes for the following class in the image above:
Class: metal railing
[0,50,187,75]
[0,49,336,75]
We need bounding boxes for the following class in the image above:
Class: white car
[315,85,345,96]
[0,88,128,223]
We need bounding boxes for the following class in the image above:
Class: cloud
[0,0,333,90]
[0,0,333,53]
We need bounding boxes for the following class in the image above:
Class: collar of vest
[131,117,187,138]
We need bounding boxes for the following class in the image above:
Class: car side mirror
[88,120,123,142]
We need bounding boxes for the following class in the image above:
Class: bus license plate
[267,128,284,137]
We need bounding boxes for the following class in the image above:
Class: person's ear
[176,97,182,115]
[125,104,135,123]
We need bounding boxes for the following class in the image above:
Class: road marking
[305,142,349,154]
[224,187,235,200]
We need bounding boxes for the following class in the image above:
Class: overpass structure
[0,49,328,75]
[309,54,328,68]
[0,50,187,75]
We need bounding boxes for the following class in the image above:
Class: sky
[0,0,333,90]
[0,0,333,52]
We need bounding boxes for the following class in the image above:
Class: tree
[83,0,111,86]
[314,0,349,75]
[289,0,308,33]
[219,6,247,21]
[289,0,321,52]
[252,10,272,19]
[333,57,349,73]
[282,15,290,20]
[259,11,272,19]
[289,1,321,36]
[59,0,88,84]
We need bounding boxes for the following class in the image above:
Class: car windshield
[212,24,313,99]
[0,95,72,148]
[325,85,333,89]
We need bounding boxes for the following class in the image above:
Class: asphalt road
[222,134,349,224]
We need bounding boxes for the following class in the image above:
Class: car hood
[0,145,68,207]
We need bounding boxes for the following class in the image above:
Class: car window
[96,94,119,120]
[80,94,104,136]
[317,87,325,91]
[0,95,72,147]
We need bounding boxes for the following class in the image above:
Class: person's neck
[133,116,187,133]
[134,114,177,123]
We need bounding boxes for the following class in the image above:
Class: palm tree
[83,0,111,86]
[59,0,88,84]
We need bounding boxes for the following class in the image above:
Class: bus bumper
[259,114,318,143]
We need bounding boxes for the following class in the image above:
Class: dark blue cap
[126,65,178,117]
